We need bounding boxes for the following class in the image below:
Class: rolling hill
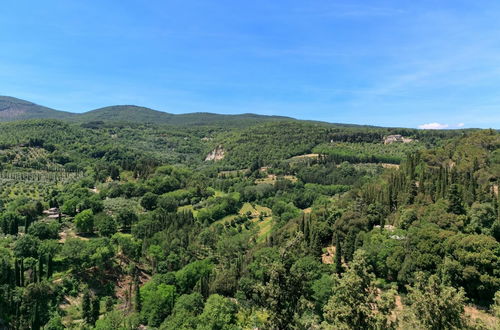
[0,96,74,121]
[0,96,294,127]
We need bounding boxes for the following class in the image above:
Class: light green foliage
[403,274,467,329]
[74,209,94,234]
[160,292,204,330]
[140,281,176,327]
[14,234,40,259]
[442,233,500,303]
[197,294,238,330]
[467,202,497,235]
[175,259,213,294]
[94,311,139,330]
[362,228,405,281]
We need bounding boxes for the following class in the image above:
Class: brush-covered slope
[0,96,294,127]
[75,105,294,127]
[74,105,174,123]
[0,96,74,121]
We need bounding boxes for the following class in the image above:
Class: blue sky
[1,0,499,128]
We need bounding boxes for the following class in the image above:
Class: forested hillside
[0,96,293,127]
[0,116,498,329]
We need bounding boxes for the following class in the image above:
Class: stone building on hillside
[383,134,414,144]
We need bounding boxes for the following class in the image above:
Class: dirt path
[58,227,89,243]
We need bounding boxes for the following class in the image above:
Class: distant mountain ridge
[0,96,75,121]
[0,96,294,126]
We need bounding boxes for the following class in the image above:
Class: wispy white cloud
[418,122,467,129]
[418,122,449,129]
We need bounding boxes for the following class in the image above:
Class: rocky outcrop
[205,145,225,161]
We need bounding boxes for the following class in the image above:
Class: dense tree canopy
[0,118,498,329]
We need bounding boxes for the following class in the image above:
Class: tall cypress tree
[334,236,343,276]
[82,288,92,325]
[20,259,24,287]
[344,231,356,263]
[91,296,100,326]
[46,253,53,279]
[134,272,142,312]
[32,302,40,330]
[406,181,418,205]
[14,258,20,287]
[24,217,30,233]
[37,254,43,282]
[447,184,465,215]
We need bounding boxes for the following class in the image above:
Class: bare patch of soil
[322,246,336,264]
[464,305,498,329]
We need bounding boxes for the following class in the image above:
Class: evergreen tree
[447,184,465,215]
[82,288,92,325]
[91,295,100,326]
[46,253,53,279]
[24,217,30,233]
[105,296,114,313]
[406,180,417,205]
[334,236,343,276]
[20,258,24,287]
[134,273,142,313]
[323,250,396,329]
[14,258,20,287]
[32,302,41,330]
[37,254,43,281]
[344,231,356,263]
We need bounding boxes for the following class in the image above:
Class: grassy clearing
[211,203,273,242]
[252,215,273,243]
[255,174,298,185]
[213,190,226,197]
[178,204,197,216]
[287,153,319,161]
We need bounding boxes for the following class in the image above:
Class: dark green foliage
[116,209,138,231]
[28,221,59,240]
[141,192,158,211]
[334,236,343,275]
[448,184,465,215]
[82,288,92,325]
[94,212,117,237]
[134,273,142,313]
[91,295,100,326]
[0,212,20,235]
